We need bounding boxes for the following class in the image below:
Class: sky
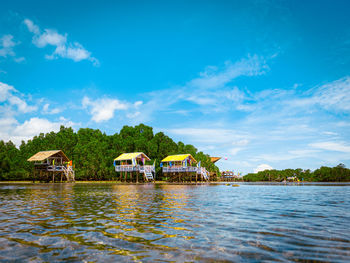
[1,0,350,174]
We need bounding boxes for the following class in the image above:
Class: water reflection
[0,183,349,262]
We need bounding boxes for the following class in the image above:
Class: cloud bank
[24,19,99,65]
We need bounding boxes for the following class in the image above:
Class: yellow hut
[161,154,209,182]
[27,150,75,182]
[114,152,155,182]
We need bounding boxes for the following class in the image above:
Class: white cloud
[310,141,350,153]
[136,55,268,122]
[14,57,25,63]
[42,103,61,114]
[188,55,268,90]
[287,76,350,113]
[134,101,143,107]
[0,35,16,57]
[126,111,140,118]
[14,117,62,138]
[0,34,23,62]
[229,148,242,156]
[0,116,77,146]
[33,29,67,48]
[166,127,251,144]
[0,82,37,113]
[254,164,273,173]
[315,76,350,112]
[82,96,129,122]
[254,149,320,162]
[24,19,98,65]
[322,131,338,136]
[24,19,40,34]
[233,139,250,146]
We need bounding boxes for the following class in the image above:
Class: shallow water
[0,183,349,262]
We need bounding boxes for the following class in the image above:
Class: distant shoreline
[1,181,350,185]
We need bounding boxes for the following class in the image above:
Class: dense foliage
[243,164,350,182]
[0,124,220,181]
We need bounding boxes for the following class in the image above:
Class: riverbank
[1,181,350,185]
[0,181,216,185]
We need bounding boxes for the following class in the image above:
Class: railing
[162,166,199,173]
[115,165,155,173]
[115,165,139,172]
[47,165,65,171]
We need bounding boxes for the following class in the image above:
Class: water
[0,183,349,262]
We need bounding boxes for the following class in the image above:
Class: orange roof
[210,157,221,163]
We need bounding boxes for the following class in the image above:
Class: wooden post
[136,171,139,183]
[60,172,63,183]
[53,172,55,183]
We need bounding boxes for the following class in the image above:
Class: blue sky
[1,0,350,174]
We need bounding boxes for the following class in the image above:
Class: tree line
[0,124,220,181]
[243,164,350,182]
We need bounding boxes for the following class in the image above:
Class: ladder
[200,167,209,181]
[62,166,75,182]
[143,165,154,181]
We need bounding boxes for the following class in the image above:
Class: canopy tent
[161,154,197,163]
[114,152,150,162]
[27,150,70,162]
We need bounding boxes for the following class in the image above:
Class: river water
[0,183,349,262]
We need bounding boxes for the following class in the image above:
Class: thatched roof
[27,150,70,162]
[114,152,151,161]
[210,157,221,163]
[161,154,197,163]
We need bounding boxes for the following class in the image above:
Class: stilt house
[27,150,75,182]
[114,152,155,182]
[161,154,209,182]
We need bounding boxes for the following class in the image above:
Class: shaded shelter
[114,152,155,182]
[27,150,75,182]
[161,154,209,182]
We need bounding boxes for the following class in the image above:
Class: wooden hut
[27,150,75,182]
[221,171,237,181]
[114,152,155,182]
[161,154,209,182]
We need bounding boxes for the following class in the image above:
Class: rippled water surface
[0,183,350,262]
